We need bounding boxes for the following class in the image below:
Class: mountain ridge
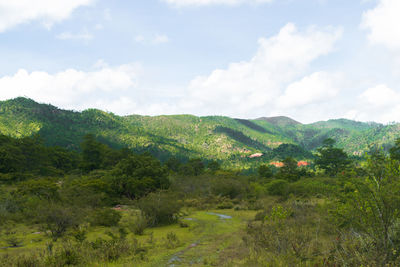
[0,97,398,167]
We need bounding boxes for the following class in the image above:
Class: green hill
[0,97,398,166]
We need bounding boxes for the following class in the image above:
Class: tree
[179,158,205,176]
[207,160,221,172]
[258,164,273,178]
[17,179,59,201]
[110,154,169,199]
[165,157,181,172]
[188,158,205,176]
[315,138,350,176]
[276,157,300,182]
[80,134,105,172]
[334,149,400,265]
[389,138,400,161]
[37,204,81,241]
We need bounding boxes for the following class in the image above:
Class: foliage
[36,204,82,241]
[315,138,350,176]
[110,153,170,199]
[137,191,182,227]
[1,97,398,169]
[258,164,273,178]
[389,137,400,161]
[276,157,301,182]
[266,179,289,196]
[207,160,220,172]
[90,208,122,227]
[333,149,400,265]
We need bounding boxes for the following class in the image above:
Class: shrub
[288,178,337,197]
[90,208,122,227]
[266,179,289,196]
[217,201,234,209]
[37,204,81,241]
[138,192,182,226]
[211,178,244,199]
[122,213,147,235]
[164,232,180,249]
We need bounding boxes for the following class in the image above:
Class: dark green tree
[207,160,221,172]
[110,154,169,199]
[17,179,59,201]
[187,158,205,176]
[165,157,181,172]
[315,138,350,176]
[389,138,400,161]
[80,134,105,172]
[258,164,273,178]
[276,157,300,182]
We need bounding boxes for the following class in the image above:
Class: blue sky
[0,0,399,123]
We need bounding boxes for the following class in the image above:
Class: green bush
[164,231,180,249]
[90,208,122,227]
[288,178,338,197]
[122,213,148,235]
[211,178,245,199]
[266,179,289,196]
[138,192,182,226]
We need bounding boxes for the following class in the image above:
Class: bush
[288,178,338,197]
[211,178,245,199]
[266,179,289,196]
[37,204,81,241]
[90,208,122,227]
[164,232,180,249]
[122,213,148,235]
[138,192,182,226]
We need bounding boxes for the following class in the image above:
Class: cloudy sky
[0,0,399,123]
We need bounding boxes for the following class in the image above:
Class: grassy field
[0,209,257,267]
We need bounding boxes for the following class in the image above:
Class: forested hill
[0,97,398,164]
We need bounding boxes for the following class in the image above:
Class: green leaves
[315,138,350,176]
[334,150,400,264]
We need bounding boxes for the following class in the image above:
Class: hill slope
[0,98,398,165]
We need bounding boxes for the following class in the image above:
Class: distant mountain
[0,97,399,167]
[256,116,302,127]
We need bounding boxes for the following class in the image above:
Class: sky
[0,0,399,123]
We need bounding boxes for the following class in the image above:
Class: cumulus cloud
[362,0,400,50]
[277,72,342,109]
[360,84,400,107]
[182,23,342,118]
[0,0,95,32]
[344,84,400,123]
[0,62,141,114]
[163,0,273,7]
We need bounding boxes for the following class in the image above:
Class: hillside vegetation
[1,129,400,266]
[0,97,397,167]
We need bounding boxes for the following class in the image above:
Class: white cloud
[361,0,400,50]
[0,0,95,32]
[360,84,400,107]
[182,23,342,117]
[153,34,170,44]
[56,30,93,42]
[0,62,141,115]
[277,71,341,109]
[163,0,273,7]
[344,84,400,123]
